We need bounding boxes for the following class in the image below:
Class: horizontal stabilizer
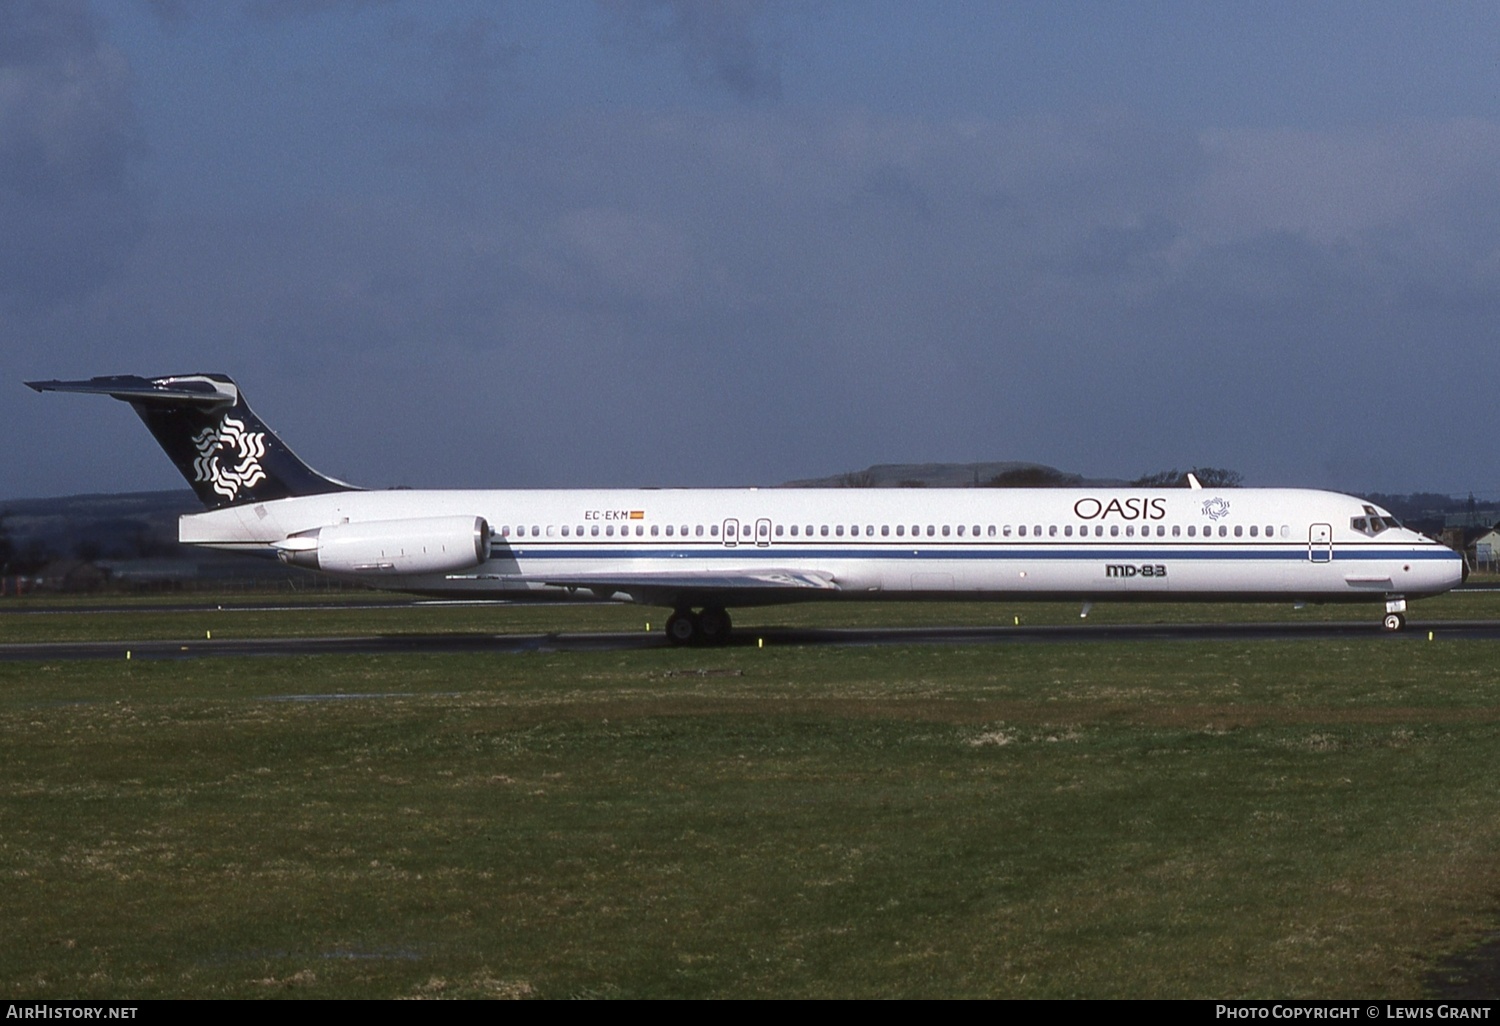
[27,375,239,407]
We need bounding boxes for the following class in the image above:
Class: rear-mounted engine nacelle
[274,515,490,575]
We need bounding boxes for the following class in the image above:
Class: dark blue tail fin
[26,373,357,509]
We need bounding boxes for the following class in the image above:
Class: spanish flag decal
[630,510,645,520]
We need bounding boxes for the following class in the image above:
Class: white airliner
[28,374,1465,644]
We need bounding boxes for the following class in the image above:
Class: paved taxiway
[5,619,1500,661]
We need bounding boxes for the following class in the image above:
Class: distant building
[33,559,108,593]
[1442,509,1500,530]
[1474,528,1500,572]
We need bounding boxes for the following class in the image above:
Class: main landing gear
[665,606,733,647]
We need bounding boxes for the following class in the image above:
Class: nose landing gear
[1382,597,1408,632]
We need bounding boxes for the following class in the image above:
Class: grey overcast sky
[5,0,1500,498]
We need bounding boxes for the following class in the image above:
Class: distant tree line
[0,511,48,575]
[982,467,1084,488]
[1361,492,1497,523]
[0,510,183,576]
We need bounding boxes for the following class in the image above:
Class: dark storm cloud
[139,0,196,25]
[382,14,518,129]
[597,0,782,100]
[14,84,1500,495]
[0,0,146,311]
[244,0,399,19]
[137,0,398,26]
[246,106,1496,491]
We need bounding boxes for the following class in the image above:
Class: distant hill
[782,462,1126,488]
[1,490,199,562]
[0,490,315,586]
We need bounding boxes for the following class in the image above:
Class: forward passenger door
[1308,523,1333,563]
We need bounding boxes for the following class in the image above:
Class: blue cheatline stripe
[498,545,1457,563]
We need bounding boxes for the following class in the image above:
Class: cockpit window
[1352,515,1400,537]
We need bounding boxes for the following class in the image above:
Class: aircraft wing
[497,568,839,607]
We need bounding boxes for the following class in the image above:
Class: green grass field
[1,583,1497,644]
[3,595,1500,997]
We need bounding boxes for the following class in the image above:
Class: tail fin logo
[191,415,268,501]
